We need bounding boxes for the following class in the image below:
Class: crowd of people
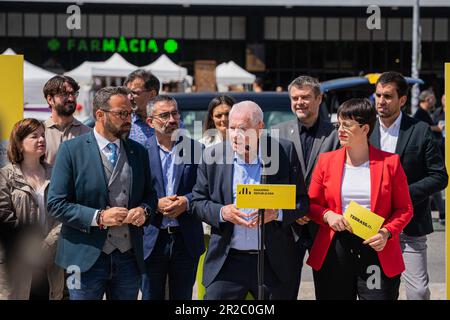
[0,70,447,300]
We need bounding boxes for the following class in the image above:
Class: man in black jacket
[370,71,448,300]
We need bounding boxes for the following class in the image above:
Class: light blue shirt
[157,140,180,228]
[129,113,154,147]
[221,153,283,250]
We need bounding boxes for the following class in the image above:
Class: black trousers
[313,231,400,300]
[204,249,296,300]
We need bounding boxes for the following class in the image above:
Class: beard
[53,101,76,117]
[105,118,131,140]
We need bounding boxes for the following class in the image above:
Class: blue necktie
[106,142,118,167]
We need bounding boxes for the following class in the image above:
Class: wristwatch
[140,205,151,218]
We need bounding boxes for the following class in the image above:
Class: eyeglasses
[151,110,180,121]
[56,91,79,99]
[334,120,364,131]
[101,109,133,120]
[130,89,152,96]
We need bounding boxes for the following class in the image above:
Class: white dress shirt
[379,112,402,154]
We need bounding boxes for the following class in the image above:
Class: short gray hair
[229,101,263,127]
[288,75,321,97]
[146,94,178,117]
[93,86,130,119]
[419,89,435,102]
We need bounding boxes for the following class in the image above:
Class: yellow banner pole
[446,63,450,300]
[0,55,23,167]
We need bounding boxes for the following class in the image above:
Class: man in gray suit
[272,76,339,299]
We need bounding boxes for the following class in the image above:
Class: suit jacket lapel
[288,120,307,178]
[395,113,414,158]
[332,148,346,214]
[370,120,381,149]
[369,145,383,213]
[223,143,234,205]
[148,137,165,197]
[86,132,109,202]
[306,119,327,179]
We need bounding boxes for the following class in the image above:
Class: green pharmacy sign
[47,37,179,54]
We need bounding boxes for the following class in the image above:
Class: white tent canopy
[2,48,56,105]
[143,54,188,83]
[65,53,138,84]
[215,61,256,86]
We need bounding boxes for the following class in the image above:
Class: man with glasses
[141,95,204,300]
[124,69,160,146]
[47,86,157,300]
[43,75,91,165]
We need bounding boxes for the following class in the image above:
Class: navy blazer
[191,137,309,287]
[143,135,205,260]
[47,131,158,273]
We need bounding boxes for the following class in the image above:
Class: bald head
[229,100,264,128]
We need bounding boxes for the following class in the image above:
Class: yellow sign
[343,201,385,240]
[236,184,296,209]
[0,55,23,166]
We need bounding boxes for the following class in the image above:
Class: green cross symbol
[48,38,61,51]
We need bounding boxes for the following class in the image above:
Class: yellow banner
[0,55,23,166]
[343,201,385,241]
[236,184,296,209]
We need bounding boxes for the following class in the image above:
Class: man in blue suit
[141,95,204,300]
[47,86,158,300]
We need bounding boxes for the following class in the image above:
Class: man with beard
[43,75,91,165]
[369,71,448,300]
[141,95,204,299]
[47,86,158,300]
[124,69,160,146]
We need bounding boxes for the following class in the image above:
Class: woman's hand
[363,228,390,251]
[323,210,352,233]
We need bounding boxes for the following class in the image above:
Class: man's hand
[323,210,352,233]
[221,204,257,227]
[163,196,188,219]
[296,216,311,225]
[249,209,280,227]
[101,207,129,227]
[123,207,147,227]
[157,195,178,213]
[363,228,390,251]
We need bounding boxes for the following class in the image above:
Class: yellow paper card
[236,184,296,209]
[343,201,385,240]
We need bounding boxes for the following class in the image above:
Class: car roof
[321,75,425,92]
[170,92,290,111]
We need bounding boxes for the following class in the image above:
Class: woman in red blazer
[306,98,413,300]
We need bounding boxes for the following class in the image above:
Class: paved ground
[0,212,445,300]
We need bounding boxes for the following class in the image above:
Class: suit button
[108,234,112,238]
[124,234,127,238]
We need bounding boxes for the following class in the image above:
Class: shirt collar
[44,116,83,129]
[299,115,320,134]
[380,112,402,130]
[93,127,120,152]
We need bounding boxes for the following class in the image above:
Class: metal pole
[411,0,421,115]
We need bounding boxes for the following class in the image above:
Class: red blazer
[306,145,413,278]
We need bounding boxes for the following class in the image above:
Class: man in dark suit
[272,76,340,298]
[369,71,448,300]
[192,101,309,300]
[141,95,204,300]
[47,86,158,300]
